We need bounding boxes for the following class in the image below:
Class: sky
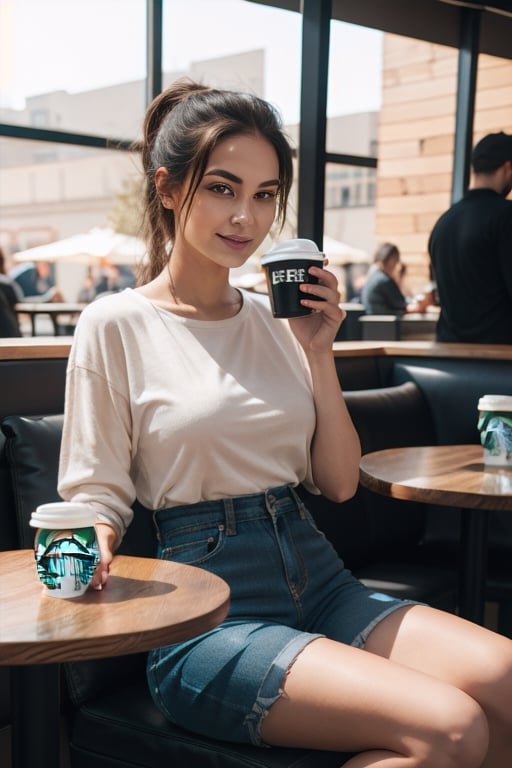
[0,0,383,124]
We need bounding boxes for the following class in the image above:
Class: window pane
[0,0,146,139]
[324,161,375,253]
[0,138,142,302]
[162,0,302,126]
[327,21,382,155]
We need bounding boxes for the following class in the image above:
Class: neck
[471,169,505,195]
[165,261,242,320]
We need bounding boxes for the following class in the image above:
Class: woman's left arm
[289,264,361,502]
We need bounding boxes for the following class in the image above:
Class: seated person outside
[10,260,64,303]
[361,242,429,315]
[0,247,22,335]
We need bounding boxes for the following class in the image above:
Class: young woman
[58,80,512,767]
[361,242,430,316]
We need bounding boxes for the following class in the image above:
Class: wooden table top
[359,444,512,511]
[0,551,230,666]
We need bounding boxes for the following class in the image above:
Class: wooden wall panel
[375,36,512,291]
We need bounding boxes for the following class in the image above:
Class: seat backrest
[2,414,64,547]
[358,315,400,340]
[304,381,435,568]
[0,431,18,551]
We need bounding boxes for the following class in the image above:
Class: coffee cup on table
[260,238,324,318]
[477,394,512,468]
[30,502,100,598]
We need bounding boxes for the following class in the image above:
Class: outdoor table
[15,302,87,336]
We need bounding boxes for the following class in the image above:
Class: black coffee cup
[260,239,324,318]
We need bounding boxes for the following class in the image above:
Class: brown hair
[373,242,400,267]
[138,79,294,284]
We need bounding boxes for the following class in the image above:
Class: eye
[208,183,233,196]
[255,189,278,201]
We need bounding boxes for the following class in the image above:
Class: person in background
[57,80,512,766]
[361,242,429,314]
[77,274,97,303]
[429,131,512,343]
[94,264,135,298]
[10,260,64,302]
[0,247,22,336]
[94,264,123,296]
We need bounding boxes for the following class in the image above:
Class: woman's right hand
[91,522,117,590]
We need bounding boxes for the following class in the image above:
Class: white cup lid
[260,238,324,265]
[30,502,97,529]
[478,394,512,412]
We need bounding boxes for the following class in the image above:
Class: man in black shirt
[428,131,512,343]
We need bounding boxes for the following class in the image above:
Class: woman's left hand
[288,261,345,352]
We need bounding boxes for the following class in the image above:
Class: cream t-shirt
[58,288,318,542]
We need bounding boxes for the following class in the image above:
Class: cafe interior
[1,1,512,767]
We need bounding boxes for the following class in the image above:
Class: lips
[218,234,253,249]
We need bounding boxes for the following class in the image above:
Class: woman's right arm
[58,310,138,587]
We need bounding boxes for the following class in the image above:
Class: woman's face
[171,132,280,269]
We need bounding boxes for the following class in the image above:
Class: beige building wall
[376,34,512,294]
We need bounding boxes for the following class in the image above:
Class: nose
[230,199,254,225]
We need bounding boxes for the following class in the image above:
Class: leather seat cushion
[71,680,353,768]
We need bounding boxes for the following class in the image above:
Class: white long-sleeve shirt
[58,288,318,543]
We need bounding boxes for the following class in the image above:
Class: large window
[1,0,510,318]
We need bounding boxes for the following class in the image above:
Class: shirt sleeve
[57,309,136,545]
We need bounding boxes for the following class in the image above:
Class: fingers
[300,266,341,308]
[91,522,117,590]
[92,562,110,591]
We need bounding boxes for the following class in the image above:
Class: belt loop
[224,497,237,535]
[265,488,276,515]
[289,486,307,519]
[152,509,162,541]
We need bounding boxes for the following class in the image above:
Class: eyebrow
[204,169,279,187]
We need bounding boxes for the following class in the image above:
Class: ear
[155,167,175,209]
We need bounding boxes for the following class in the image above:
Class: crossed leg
[260,605,512,767]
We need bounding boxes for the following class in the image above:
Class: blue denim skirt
[147,484,416,746]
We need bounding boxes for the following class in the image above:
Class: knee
[424,695,488,768]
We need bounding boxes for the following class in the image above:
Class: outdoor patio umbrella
[322,236,369,265]
[12,228,147,266]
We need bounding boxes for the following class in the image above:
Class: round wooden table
[0,551,230,768]
[359,444,512,625]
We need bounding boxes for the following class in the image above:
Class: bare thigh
[260,611,487,761]
[365,604,512,709]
